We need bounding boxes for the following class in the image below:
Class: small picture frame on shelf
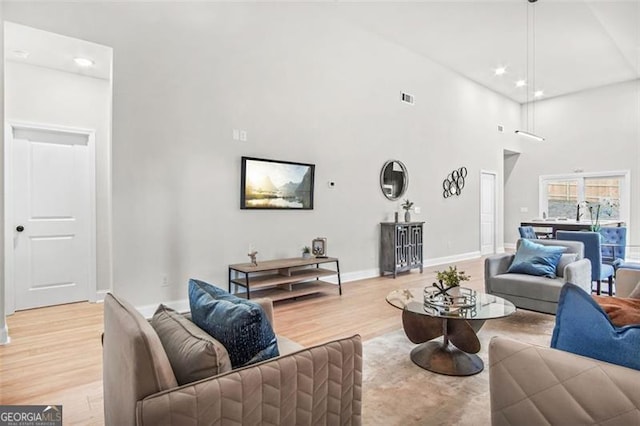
[312,237,327,257]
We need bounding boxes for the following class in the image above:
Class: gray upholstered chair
[484,239,591,314]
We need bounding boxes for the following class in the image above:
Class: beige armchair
[489,337,640,425]
[103,293,362,425]
[615,267,640,298]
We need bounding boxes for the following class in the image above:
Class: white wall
[505,80,640,246]
[5,62,112,297]
[0,1,8,344]
[5,3,520,306]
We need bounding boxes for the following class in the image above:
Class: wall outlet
[520,207,529,213]
[239,130,247,142]
[161,274,169,287]
[414,206,421,214]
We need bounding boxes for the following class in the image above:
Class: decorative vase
[302,252,311,259]
[404,210,411,222]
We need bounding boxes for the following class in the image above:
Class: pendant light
[515,0,545,142]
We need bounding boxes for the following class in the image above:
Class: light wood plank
[0,256,487,425]
[230,267,337,288]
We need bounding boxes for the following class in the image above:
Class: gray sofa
[489,337,640,425]
[484,239,591,314]
[103,293,362,426]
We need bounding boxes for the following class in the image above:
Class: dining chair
[518,226,537,239]
[556,231,614,296]
[599,227,627,268]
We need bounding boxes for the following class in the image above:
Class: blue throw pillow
[551,283,640,370]
[188,279,279,368]
[507,239,566,278]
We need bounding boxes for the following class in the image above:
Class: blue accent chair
[556,231,614,296]
[518,226,537,239]
[599,227,626,268]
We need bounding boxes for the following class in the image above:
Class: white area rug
[361,309,555,425]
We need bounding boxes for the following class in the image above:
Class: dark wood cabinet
[380,222,424,278]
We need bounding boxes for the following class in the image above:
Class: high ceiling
[3,1,638,104]
[338,0,640,104]
[5,22,112,81]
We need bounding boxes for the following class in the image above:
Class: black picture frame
[240,156,315,210]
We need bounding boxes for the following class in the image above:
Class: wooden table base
[410,341,484,376]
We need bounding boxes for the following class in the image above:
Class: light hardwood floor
[0,257,486,425]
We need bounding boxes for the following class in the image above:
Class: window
[539,171,628,222]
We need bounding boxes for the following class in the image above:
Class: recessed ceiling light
[515,79,527,88]
[534,90,544,98]
[494,67,507,76]
[12,50,30,59]
[74,57,94,67]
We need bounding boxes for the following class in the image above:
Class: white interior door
[480,171,496,255]
[10,124,95,311]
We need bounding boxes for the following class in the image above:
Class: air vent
[400,92,414,105]
[497,125,504,133]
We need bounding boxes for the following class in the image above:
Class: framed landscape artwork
[240,156,315,210]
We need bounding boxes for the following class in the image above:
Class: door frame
[479,170,498,255]
[4,121,97,314]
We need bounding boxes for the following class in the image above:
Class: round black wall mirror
[380,160,408,201]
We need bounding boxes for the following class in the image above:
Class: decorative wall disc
[443,166,467,198]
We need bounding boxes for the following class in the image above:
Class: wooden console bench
[228,257,342,301]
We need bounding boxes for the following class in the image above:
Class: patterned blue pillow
[508,239,566,278]
[551,283,640,370]
[188,279,279,368]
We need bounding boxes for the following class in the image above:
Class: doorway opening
[4,22,113,313]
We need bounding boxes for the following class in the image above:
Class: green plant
[302,246,311,254]
[586,198,618,231]
[435,266,470,288]
[401,199,414,211]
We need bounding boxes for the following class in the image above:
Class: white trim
[504,243,517,251]
[423,251,482,268]
[0,325,10,345]
[135,255,495,318]
[324,268,379,284]
[539,170,630,180]
[96,289,109,303]
[4,121,98,313]
[480,170,498,255]
[137,299,191,319]
[539,170,630,223]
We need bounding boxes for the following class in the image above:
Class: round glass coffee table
[386,287,516,376]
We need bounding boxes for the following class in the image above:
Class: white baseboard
[133,255,487,317]
[423,251,482,268]
[0,324,10,345]
[96,289,109,303]
[137,299,191,319]
[134,269,380,318]
[324,268,379,284]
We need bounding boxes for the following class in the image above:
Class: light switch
[414,207,421,214]
[520,207,529,213]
